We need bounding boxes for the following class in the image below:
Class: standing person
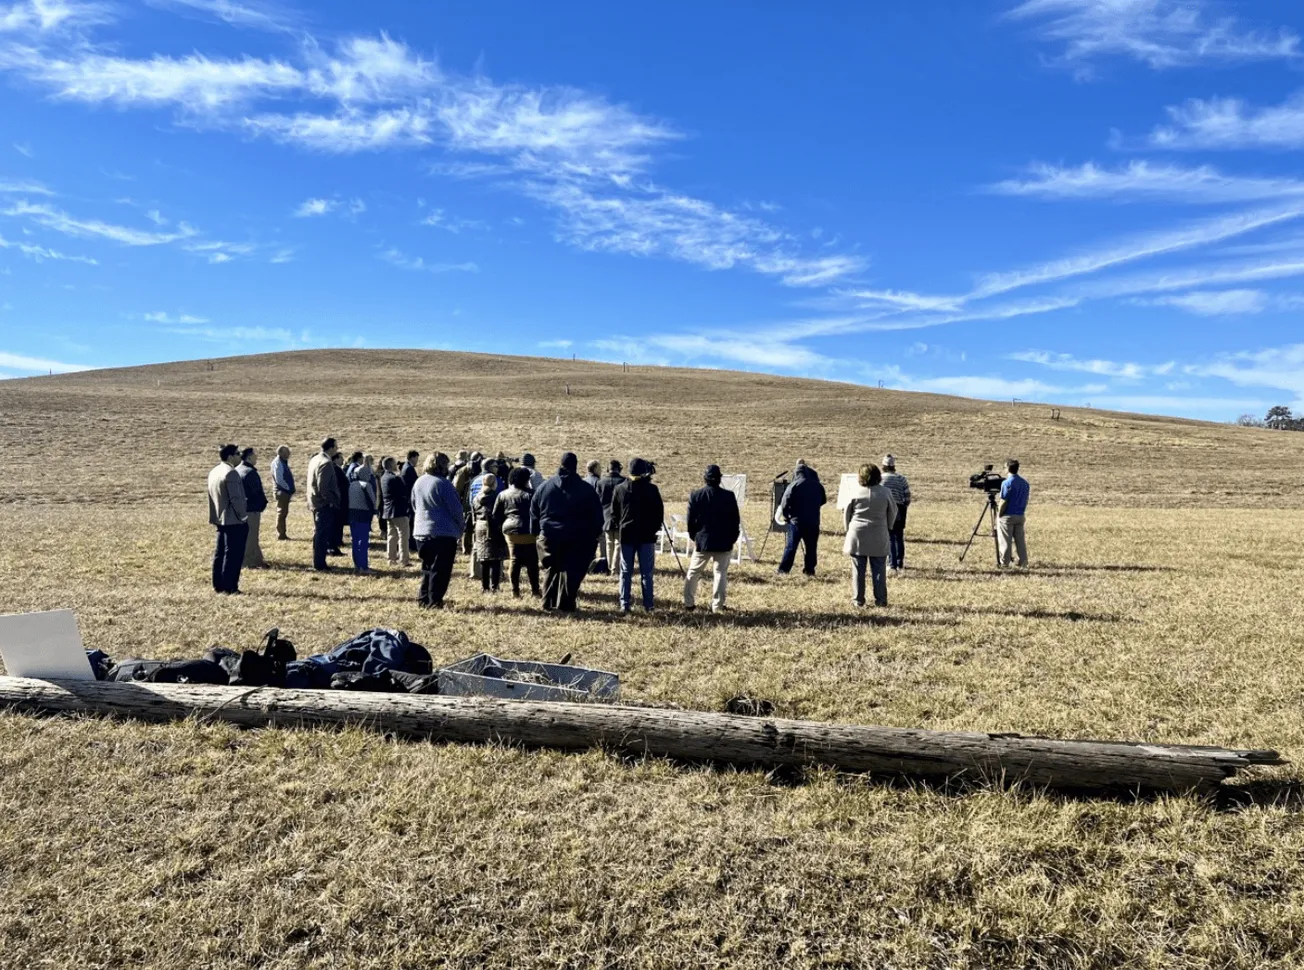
[400,450,420,553]
[307,437,340,571]
[411,452,463,609]
[530,452,603,613]
[881,454,912,576]
[610,457,664,614]
[594,460,625,574]
[380,456,412,567]
[683,464,741,613]
[207,443,248,595]
[449,449,470,483]
[583,459,601,490]
[521,453,544,490]
[776,460,828,576]
[473,472,507,593]
[998,458,1030,569]
[271,444,294,541]
[347,463,376,574]
[843,464,897,608]
[495,466,541,597]
[236,447,268,569]
[331,452,349,556]
[454,452,482,555]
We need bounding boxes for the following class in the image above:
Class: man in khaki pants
[997,458,1030,568]
[271,444,294,540]
[682,465,741,612]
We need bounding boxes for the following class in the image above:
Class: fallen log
[0,676,1283,795]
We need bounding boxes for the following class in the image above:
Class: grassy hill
[1,350,1303,969]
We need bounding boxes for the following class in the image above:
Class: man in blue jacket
[998,458,1031,568]
[683,464,741,612]
[530,452,604,613]
[777,460,827,576]
[271,444,294,541]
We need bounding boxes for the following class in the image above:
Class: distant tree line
[1235,406,1304,430]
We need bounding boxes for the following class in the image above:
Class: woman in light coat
[843,463,897,607]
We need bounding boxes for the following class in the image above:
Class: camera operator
[997,458,1030,568]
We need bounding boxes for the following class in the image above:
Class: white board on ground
[0,609,91,680]
[836,473,861,510]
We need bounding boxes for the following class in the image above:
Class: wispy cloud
[421,208,488,233]
[0,348,92,372]
[1142,288,1268,316]
[0,0,111,35]
[991,161,1304,204]
[378,246,477,273]
[3,199,197,245]
[0,176,53,195]
[1150,93,1304,150]
[537,339,572,350]
[165,324,295,342]
[0,229,96,263]
[1007,0,1300,72]
[1009,349,1171,379]
[143,0,295,32]
[12,141,33,157]
[143,310,209,324]
[293,197,334,217]
[1186,343,1304,405]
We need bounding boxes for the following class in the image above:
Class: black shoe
[684,604,697,612]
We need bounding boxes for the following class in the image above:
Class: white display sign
[0,609,92,680]
[836,473,861,510]
[720,473,747,507]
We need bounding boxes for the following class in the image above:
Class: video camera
[968,465,1004,495]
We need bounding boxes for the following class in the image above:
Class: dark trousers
[212,523,248,593]
[888,505,908,570]
[313,507,338,570]
[332,506,347,552]
[778,519,819,575]
[416,536,457,607]
[539,536,594,612]
[510,542,541,596]
[481,559,502,592]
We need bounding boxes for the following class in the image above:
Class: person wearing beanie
[881,454,912,575]
[521,452,544,490]
[609,457,664,613]
[530,452,604,612]
[594,459,626,574]
[683,464,741,612]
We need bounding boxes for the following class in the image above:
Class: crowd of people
[206,441,1032,613]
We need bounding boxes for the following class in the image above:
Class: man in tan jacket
[207,443,248,594]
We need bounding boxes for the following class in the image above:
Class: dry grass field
[2,349,1304,969]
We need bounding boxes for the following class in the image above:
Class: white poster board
[720,473,747,507]
[0,609,91,680]
[836,473,861,510]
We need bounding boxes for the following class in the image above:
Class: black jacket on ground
[595,473,626,530]
[399,462,418,493]
[381,471,412,520]
[780,467,827,524]
[610,477,665,546]
[530,468,604,544]
[686,484,741,553]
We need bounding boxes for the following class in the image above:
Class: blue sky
[2,0,1304,420]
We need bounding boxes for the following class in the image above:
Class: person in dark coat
[236,446,268,569]
[594,459,625,573]
[683,464,741,612]
[380,456,413,567]
[331,452,349,556]
[494,465,541,597]
[530,452,603,613]
[609,458,664,613]
[400,450,419,550]
[777,459,827,576]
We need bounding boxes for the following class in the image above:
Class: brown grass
[1,349,1303,969]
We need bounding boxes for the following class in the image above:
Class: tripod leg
[959,500,992,562]
[990,499,1002,568]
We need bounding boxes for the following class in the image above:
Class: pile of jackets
[94,628,439,695]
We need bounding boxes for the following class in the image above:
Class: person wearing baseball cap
[881,454,912,576]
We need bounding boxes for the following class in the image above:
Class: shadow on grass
[897,604,1129,624]
[1216,778,1304,812]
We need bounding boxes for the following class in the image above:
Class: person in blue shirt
[997,458,1030,568]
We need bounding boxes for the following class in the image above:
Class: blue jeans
[619,542,656,611]
[350,511,372,570]
[778,520,819,575]
[888,505,908,570]
[851,555,888,606]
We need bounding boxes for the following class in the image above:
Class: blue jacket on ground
[530,467,604,544]
[411,473,464,539]
[780,465,827,524]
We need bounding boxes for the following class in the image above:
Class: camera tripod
[959,491,1001,567]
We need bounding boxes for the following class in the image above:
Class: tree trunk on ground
[0,676,1281,796]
